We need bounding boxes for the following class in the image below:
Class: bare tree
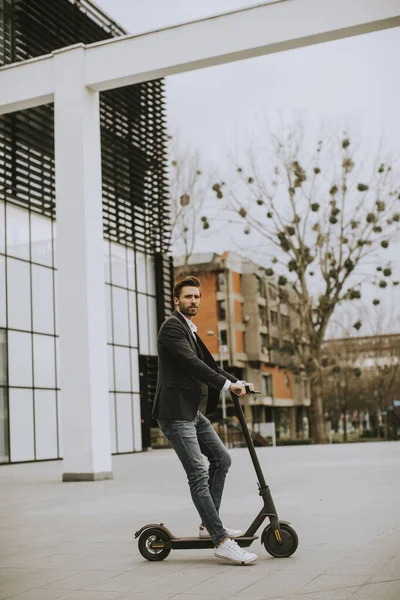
[168,136,210,266]
[212,124,400,443]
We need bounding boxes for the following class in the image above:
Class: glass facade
[0,202,58,462]
[0,329,8,462]
[0,0,174,463]
[104,240,157,454]
[0,204,159,462]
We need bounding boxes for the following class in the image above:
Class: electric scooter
[135,386,298,561]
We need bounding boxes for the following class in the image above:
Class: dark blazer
[151,310,238,420]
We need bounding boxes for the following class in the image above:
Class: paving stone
[39,569,126,591]
[0,442,399,600]
[59,592,125,600]
[352,579,400,599]
[368,556,400,583]
[279,588,361,600]
[0,590,69,600]
[298,574,370,594]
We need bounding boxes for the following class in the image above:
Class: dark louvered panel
[0,0,12,65]
[0,0,172,258]
[0,106,56,217]
[155,253,174,328]
[139,354,159,448]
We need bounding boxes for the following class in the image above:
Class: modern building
[0,0,173,464]
[322,333,400,437]
[323,334,400,370]
[175,252,311,440]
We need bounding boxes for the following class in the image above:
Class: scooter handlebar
[244,384,260,395]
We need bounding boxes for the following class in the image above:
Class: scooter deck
[166,536,258,550]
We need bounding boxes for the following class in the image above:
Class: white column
[53,46,112,481]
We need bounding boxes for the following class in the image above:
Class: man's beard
[179,302,198,317]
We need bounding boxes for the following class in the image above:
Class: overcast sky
[94,0,400,327]
[94,0,400,158]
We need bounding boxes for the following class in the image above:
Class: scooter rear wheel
[138,528,171,561]
[263,523,298,558]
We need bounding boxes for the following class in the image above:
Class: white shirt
[181,313,231,391]
[182,313,198,339]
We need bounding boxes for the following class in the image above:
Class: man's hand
[229,381,256,397]
[229,382,246,397]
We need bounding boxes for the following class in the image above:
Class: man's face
[174,286,201,318]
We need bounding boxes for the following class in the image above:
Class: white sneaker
[214,538,258,565]
[199,525,244,538]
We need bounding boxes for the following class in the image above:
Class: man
[152,276,258,565]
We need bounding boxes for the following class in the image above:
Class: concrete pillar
[54,47,112,481]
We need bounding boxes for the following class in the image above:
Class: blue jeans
[157,411,231,546]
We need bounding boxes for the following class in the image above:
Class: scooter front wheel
[138,527,171,561]
[263,523,298,558]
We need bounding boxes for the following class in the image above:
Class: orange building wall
[262,364,294,399]
[234,300,243,323]
[235,330,245,353]
[185,272,219,354]
[232,271,242,294]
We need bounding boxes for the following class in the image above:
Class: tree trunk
[310,374,328,444]
[343,405,347,442]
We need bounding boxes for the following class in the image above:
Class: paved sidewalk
[1,442,399,600]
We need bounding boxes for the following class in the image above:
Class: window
[260,333,268,352]
[31,265,55,334]
[0,329,9,463]
[137,294,149,354]
[270,310,278,326]
[220,330,228,345]
[261,374,272,396]
[0,257,5,328]
[112,287,129,346]
[217,300,226,321]
[8,331,33,387]
[6,203,30,260]
[7,258,31,331]
[0,330,7,388]
[258,305,267,325]
[269,285,277,301]
[30,212,53,267]
[271,337,280,349]
[281,315,291,331]
[257,278,266,298]
[217,272,225,292]
[33,335,56,388]
[280,289,289,304]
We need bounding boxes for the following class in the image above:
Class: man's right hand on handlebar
[229,381,255,397]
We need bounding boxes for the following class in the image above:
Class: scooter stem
[230,390,281,539]
[230,390,268,490]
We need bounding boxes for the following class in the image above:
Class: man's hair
[173,276,201,299]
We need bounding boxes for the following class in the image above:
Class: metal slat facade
[0,0,174,460]
[0,0,172,282]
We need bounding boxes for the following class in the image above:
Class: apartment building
[174,252,311,439]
